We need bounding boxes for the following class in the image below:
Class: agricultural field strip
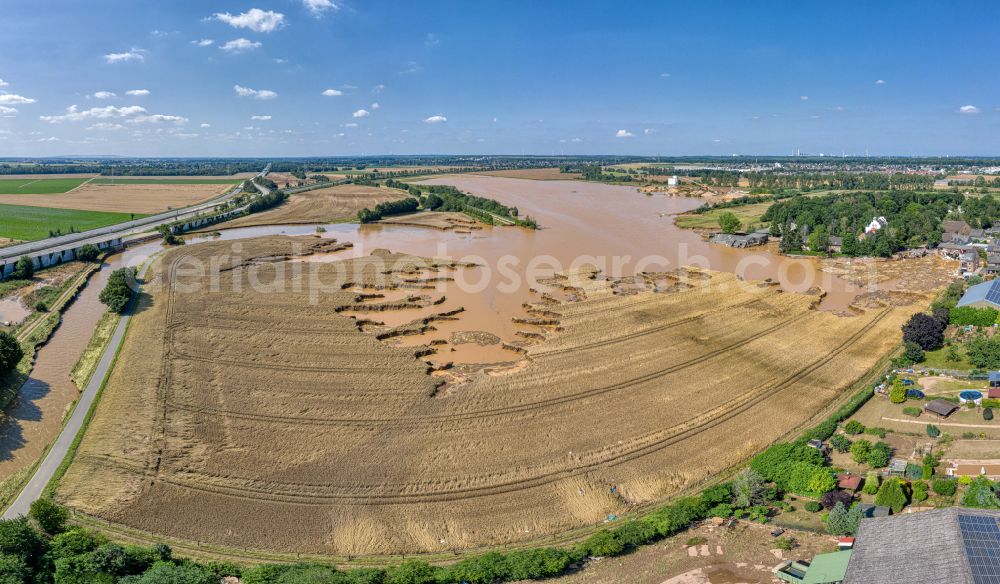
[160,301,811,426]
[110,249,891,503]
[85,306,890,505]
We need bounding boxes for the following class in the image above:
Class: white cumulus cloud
[0,106,17,115]
[344,122,358,128]
[875,79,886,85]
[959,105,982,115]
[221,38,262,53]
[0,79,7,87]
[126,89,150,97]
[321,88,343,96]
[212,9,285,33]
[87,123,125,131]
[193,39,214,47]
[129,114,188,124]
[104,48,145,64]
[371,102,380,110]
[92,91,117,100]
[800,95,809,101]
[234,85,277,100]
[644,128,656,135]
[303,0,339,17]
[200,123,211,128]
[40,104,147,123]
[424,114,447,124]
[352,109,370,118]
[0,93,36,105]
[615,129,634,138]
[251,115,272,120]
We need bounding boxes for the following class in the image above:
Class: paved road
[0,164,270,264]
[2,304,133,518]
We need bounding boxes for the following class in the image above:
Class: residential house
[989,372,1000,389]
[942,219,972,237]
[937,242,976,260]
[956,279,1000,309]
[843,508,1000,584]
[774,551,852,584]
[710,232,768,248]
[827,236,843,253]
[959,251,980,275]
[946,460,1000,480]
[970,228,987,242]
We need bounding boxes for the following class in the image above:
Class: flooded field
[52,176,950,555]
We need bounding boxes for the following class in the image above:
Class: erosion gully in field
[39,176,950,556]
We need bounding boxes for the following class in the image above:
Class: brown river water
[0,176,878,482]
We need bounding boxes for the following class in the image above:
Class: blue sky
[0,0,997,157]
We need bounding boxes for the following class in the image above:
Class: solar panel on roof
[985,280,1000,307]
[959,514,1000,584]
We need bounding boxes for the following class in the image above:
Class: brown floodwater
[0,242,160,481]
[0,176,892,481]
[0,297,30,326]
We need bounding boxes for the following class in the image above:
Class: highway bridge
[0,164,270,279]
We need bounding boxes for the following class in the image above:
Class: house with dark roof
[709,232,768,248]
[989,372,1000,388]
[843,508,1000,584]
[925,399,960,418]
[943,220,973,236]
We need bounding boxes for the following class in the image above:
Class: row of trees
[0,331,22,377]
[357,198,420,223]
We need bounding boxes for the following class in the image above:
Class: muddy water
[0,297,29,326]
[0,177,890,480]
[0,243,160,481]
[184,177,878,368]
[420,176,864,306]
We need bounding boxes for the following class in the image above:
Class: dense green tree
[826,502,863,535]
[807,225,829,252]
[932,478,957,496]
[967,335,1000,369]
[830,434,851,453]
[118,562,220,584]
[850,439,872,463]
[875,478,908,513]
[717,211,741,234]
[99,268,136,314]
[901,341,925,365]
[0,332,23,376]
[844,420,865,435]
[29,498,68,535]
[866,442,893,468]
[950,306,999,327]
[962,477,1000,509]
[10,257,33,280]
[889,379,908,404]
[76,244,100,262]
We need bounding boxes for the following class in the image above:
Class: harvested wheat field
[0,182,231,214]
[222,184,408,229]
[379,211,482,231]
[57,233,928,557]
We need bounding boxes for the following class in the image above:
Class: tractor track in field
[113,307,890,506]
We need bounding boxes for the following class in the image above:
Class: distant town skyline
[0,0,997,157]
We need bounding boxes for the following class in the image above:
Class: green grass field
[0,177,91,194]
[0,204,145,241]
[674,201,773,231]
[89,178,239,185]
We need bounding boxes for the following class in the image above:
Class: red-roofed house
[837,473,863,493]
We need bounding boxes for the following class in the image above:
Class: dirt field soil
[57,234,924,556]
[221,184,408,229]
